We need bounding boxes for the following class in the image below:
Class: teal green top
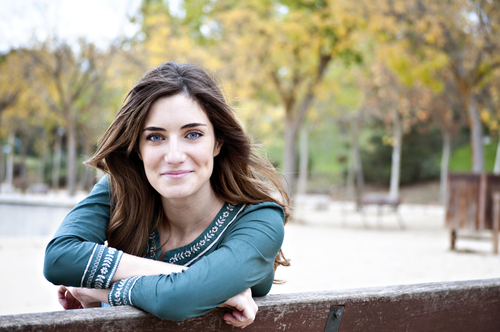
[44,176,285,320]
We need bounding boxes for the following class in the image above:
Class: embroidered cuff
[81,244,123,289]
[108,276,141,306]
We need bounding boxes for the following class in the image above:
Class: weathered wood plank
[1,278,499,332]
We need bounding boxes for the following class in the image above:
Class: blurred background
[1,0,500,316]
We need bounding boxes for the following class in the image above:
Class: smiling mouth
[162,170,193,179]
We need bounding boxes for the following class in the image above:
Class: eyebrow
[142,126,165,132]
[142,123,208,132]
[181,123,208,129]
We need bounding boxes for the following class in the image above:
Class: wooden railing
[2,278,499,332]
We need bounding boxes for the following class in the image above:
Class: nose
[164,136,186,164]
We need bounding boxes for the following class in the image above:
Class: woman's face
[138,94,221,202]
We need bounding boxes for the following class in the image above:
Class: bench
[358,193,404,229]
[27,183,50,194]
[2,278,499,331]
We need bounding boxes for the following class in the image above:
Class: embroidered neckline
[145,203,243,265]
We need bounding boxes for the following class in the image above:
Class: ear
[214,140,223,157]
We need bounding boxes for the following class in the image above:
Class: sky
[0,0,142,52]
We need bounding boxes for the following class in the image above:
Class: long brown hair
[86,62,291,276]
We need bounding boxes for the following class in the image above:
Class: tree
[130,1,220,71]
[207,0,364,193]
[423,73,465,203]
[371,0,500,173]
[0,49,28,184]
[27,38,117,195]
[363,63,412,198]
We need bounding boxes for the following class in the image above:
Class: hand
[57,286,102,309]
[219,288,258,329]
[58,286,83,310]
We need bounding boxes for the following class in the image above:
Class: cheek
[140,149,159,169]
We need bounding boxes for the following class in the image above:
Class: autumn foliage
[1,0,499,197]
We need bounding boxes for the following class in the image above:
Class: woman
[44,62,290,328]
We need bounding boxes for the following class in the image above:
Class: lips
[161,170,193,179]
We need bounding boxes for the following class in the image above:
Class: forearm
[72,287,110,308]
[127,247,273,320]
[111,252,187,283]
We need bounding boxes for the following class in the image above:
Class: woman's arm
[110,203,285,321]
[44,177,283,322]
[59,285,258,328]
[112,253,186,282]
[44,176,187,288]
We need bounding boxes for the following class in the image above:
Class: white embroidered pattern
[94,248,117,289]
[168,204,235,264]
[83,245,121,289]
[110,278,127,306]
[81,244,98,287]
[106,251,123,289]
[85,245,105,288]
[109,276,141,306]
[184,204,246,267]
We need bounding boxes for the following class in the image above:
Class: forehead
[143,94,210,126]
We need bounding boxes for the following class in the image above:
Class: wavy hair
[86,62,291,278]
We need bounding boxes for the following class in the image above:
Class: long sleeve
[43,176,122,289]
[111,203,285,321]
[44,177,286,321]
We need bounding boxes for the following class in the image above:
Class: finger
[57,286,67,300]
[57,286,69,309]
[240,305,256,322]
[224,312,248,328]
[233,310,244,321]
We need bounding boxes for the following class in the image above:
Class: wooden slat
[2,279,500,332]
[446,173,500,231]
[446,173,481,229]
[482,176,500,229]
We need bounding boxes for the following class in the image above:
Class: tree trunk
[351,113,364,208]
[468,94,484,173]
[38,135,49,183]
[66,119,77,196]
[494,139,500,175]
[19,136,28,192]
[283,115,298,195]
[5,130,15,187]
[346,151,355,202]
[440,130,451,205]
[389,108,402,198]
[296,126,309,196]
[52,128,63,190]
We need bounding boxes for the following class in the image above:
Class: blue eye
[147,134,163,142]
[186,132,202,139]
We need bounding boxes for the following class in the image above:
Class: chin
[161,191,191,199]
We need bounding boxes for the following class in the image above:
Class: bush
[361,126,442,185]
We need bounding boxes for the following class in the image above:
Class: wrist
[108,276,142,306]
[76,288,109,308]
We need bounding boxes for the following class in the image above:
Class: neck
[160,187,225,238]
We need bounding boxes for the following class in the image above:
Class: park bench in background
[27,183,50,194]
[358,192,405,229]
[446,173,500,253]
[2,278,499,332]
